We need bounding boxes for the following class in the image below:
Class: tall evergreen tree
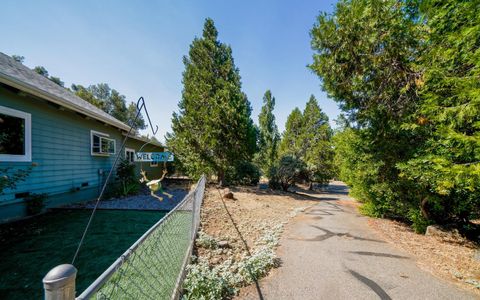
[279,108,304,158]
[166,18,256,184]
[255,90,280,174]
[309,0,424,219]
[302,95,334,186]
[399,0,480,225]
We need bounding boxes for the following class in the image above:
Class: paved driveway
[239,182,477,300]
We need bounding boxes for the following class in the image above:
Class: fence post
[43,264,77,300]
[191,189,197,239]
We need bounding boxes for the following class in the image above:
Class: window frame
[0,105,32,162]
[125,148,136,163]
[90,130,116,156]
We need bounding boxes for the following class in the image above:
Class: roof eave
[0,72,132,131]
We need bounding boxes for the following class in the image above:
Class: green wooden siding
[0,86,164,222]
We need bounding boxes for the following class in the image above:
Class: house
[0,52,165,223]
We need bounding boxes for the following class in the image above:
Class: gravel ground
[66,187,189,211]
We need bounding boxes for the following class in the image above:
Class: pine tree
[279,108,304,158]
[255,90,280,175]
[166,18,256,184]
[399,0,480,225]
[302,95,334,186]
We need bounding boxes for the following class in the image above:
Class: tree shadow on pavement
[290,225,386,243]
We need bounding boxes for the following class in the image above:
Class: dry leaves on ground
[368,218,480,295]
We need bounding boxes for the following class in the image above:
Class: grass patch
[0,209,166,300]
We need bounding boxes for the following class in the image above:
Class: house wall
[0,86,164,222]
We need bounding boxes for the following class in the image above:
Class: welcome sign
[135,152,174,162]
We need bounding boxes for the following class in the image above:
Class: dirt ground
[197,185,317,264]
[197,183,480,297]
[368,218,480,295]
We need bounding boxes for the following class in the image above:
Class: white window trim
[125,148,135,163]
[0,105,32,162]
[90,130,116,156]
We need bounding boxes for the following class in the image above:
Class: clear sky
[1,0,340,142]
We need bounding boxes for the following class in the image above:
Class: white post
[43,264,77,300]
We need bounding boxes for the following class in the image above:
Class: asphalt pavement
[239,182,477,300]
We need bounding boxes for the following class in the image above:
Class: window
[0,106,31,162]
[125,148,135,163]
[90,130,115,156]
[150,161,158,167]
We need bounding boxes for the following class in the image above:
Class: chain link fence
[76,175,206,300]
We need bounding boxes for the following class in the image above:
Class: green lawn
[0,209,166,300]
[93,210,193,300]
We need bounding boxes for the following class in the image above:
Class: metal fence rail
[75,175,206,300]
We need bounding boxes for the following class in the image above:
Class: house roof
[0,52,162,148]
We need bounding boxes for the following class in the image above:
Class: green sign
[135,152,174,162]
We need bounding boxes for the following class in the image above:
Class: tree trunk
[217,169,225,187]
[420,197,430,220]
[309,182,314,190]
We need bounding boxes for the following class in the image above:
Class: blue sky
[1,0,340,141]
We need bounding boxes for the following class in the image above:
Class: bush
[408,208,433,234]
[182,260,236,300]
[24,193,47,216]
[268,155,307,191]
[225,161,260,186]
[183,226,283,299]
[116,159,139,196]
[196,232,218,249]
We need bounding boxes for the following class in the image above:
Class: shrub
[182,260,236,300]
[408,208,433,234]
[24,193,47,216]
[116,159,139,196]
[183,226,283,299]
[238,247,278,284]
[1,165,35,195]
[196,232,219,249]
[225,161,260,186]
[268,155,307,191]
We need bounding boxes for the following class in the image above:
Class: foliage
[182,259,237,300]
[237,247,277,284]
[24,193,47,216]
[166,18,257,185]
[196,231,219,249]
[11,55,24,63]
[225,161,260,186]
[115,159,139,197]
[312,0,480,233]
[183,226,282,299]
[33,65,65,87]
[71,83,146,130]
[301,95,335,185]
[310,0,425,224]
[268,155,307,191]
[279,108,304,157]
[254,90,280,175]
[278,96,334,186]
[0,165,34,195]
[397,0,480,225]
